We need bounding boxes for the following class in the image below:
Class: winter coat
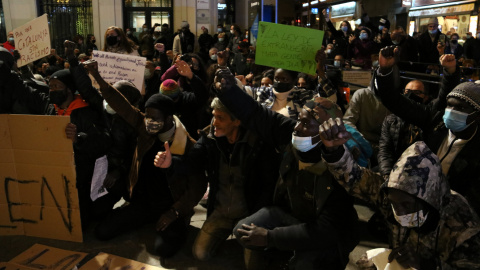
[216,81,359,255]
[185,124,279,217]
[326,21,351,58]
[418,31,441,65]
[378,114,423,177]
[324,142,480,270]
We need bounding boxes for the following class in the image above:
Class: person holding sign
[103,26,139,56]
[82,60,207,259]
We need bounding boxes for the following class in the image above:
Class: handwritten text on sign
[256,22,324,75]
[92,51,146,90]
[13,14,51,67]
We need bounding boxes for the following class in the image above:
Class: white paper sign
[13,14,51,67]
[90,155,108,202]
[92,51,146,91]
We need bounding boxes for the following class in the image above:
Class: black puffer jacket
[378,114,423,177]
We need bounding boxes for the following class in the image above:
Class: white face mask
[230,29,234,34]
[291,134,320,152]
[392,205,428,228]
[144,69,152,78]
[103,100,116,115]
[158,120,176,142]
[210,54,218,61]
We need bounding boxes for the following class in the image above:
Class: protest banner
[13,14,51,67]
[0,115,82,242]
[80,253,163,270]
[342,70,372,91]
[2,244,87,270]
[255,21,324,75]
[92,51,146,91]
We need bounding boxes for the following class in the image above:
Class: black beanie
[145,93,175,116]
[50,69,76,92]
[113,80,142,105]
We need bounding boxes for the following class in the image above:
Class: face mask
[230,30,234,34]
[219,38,224,42]
[291,134,320,152]
[466,35,472,39]
[217,28,222,32]
[143,28,148,32]
[428,29,437,35]
[392,40,400,45]
[405,92,424,104]
[451,40,458,44]
[91,39,96,44]
[103,100,116,115]
[446,35,451,39]
[443,108,476,132]
[392,205,428,228]
[334,60,341,68]
[272,81,293,93]
[144,69,152,78]
[341,26,348,32]
[379,26,384,31]
[145,118,164,134]
[49,89,68,106]
[210,54,218,61]
[8,37,14,42]
[477,34,480,39]
[372,60,379,68]
[360,33,368,40]
[127,31,132,35]
[463,67,474,76]
[326,49,332,54]
[106,36,118,46]
[158,121,176,142]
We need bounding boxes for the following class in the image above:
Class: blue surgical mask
[334,60,341,68]
[8,37,14,42]
[291,134,320,152]
[341,26,348,32]
[428,29,437,35]
[217,28,222,32]
[466,34,472,39]
[219,38,224,42]
[379,26,384,31]
[443,108,476,132]
[372,60,379,67]
[210,54,217,61]
[392,40,400,45]
[360,33,368,40]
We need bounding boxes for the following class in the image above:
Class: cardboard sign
[255,21,324,75]
[92,51,146,91]
[342,70,372,91]
[3,244,87,270]
[13,14,51,67]
[0,115,82,242]
[80,253,163,270]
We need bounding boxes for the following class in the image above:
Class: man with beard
[83,60,206,259]
[212,69,359,269]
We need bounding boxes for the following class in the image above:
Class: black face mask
[106,36,118,46]
[451,40,458,44]
[463,68,474,76]
[272,81,293,93]
[91,39,96,44]
[49,89,68,106]
[405,92,424,104]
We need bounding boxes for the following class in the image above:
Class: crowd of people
[1,13,480,270]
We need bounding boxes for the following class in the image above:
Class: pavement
[0,202,388,270]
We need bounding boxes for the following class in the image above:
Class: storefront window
[124,0,173,38]
[125,0,172,8]
[37,0,93,54]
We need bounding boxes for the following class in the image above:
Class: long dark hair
[102,26,137,54]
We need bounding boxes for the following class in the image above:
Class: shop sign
[412,0,466,8]
[331,1,356,18]
[409,3,474,17]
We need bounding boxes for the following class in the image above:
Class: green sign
[256,22,324,75]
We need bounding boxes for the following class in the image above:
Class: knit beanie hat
[446,81,480,112]
[145,93,175,116]
[50,69,75,92]
[159,79,181,99]
[112,80,142,105]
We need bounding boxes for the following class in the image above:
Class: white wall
[2,0,37,32]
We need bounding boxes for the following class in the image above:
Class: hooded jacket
[324,141,480,269]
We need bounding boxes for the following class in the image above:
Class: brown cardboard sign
[0,114,82,242]
[5,244,87,270]
[80,253,163,270]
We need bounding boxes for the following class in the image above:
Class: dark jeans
[233,206,350,270]
[95,201,188,258]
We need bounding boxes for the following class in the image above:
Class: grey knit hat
[446,81,480,112]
